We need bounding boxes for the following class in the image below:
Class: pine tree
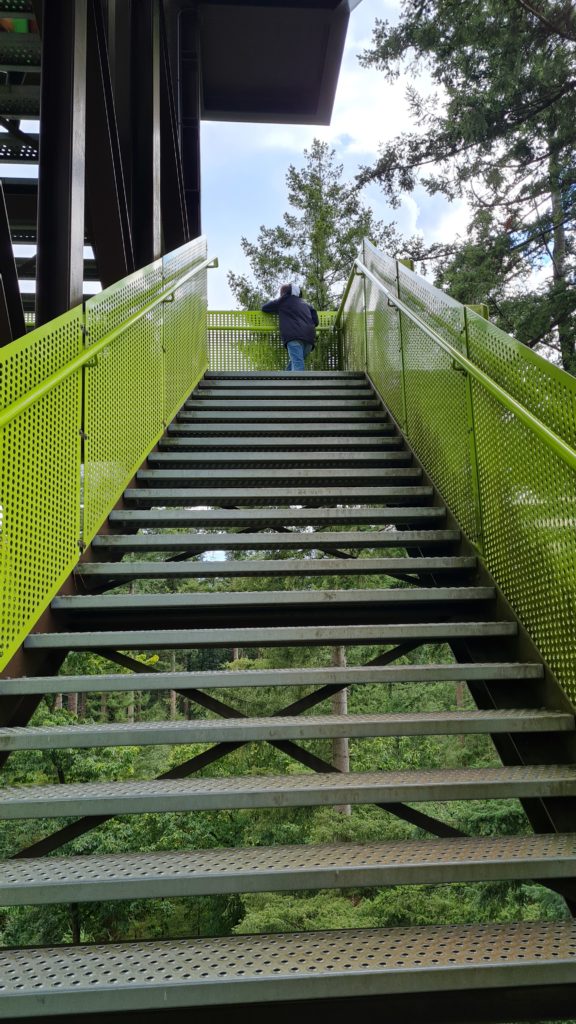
[228,138,400,310]
[359,0,576,370]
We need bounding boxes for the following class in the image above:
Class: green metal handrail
[349,258,576,476]
[0,255,217,430]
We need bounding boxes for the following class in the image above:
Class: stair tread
[0,662,543,695]
[0,710,571,750]
[3,765,576,819]
[193,388,373,398]
[184,399,381,409]
[123,485,434,506]
[24,621,517,651]
[160,435,403,448]
[2,920,576,1014]
[3,834,576,904]
[149,450,409,464]
[136,467,421,482]
[168,423,396,434]
[2,920,576,1015]
[76,556,476,579]
[109,507,447,527]
[53,586,495,610]
[92,529,461,551]
[177,410,387,421]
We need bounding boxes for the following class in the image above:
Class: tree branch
[513,0,576,42]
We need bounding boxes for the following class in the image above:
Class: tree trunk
[53,693,62,711]
[549,144,574,373]
[67,691,78,716]
[77,691,86,719]
[331,646,351,815]
[100,692,108,721]
[170,689,177,720]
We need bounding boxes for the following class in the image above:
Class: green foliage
[228,138,400,310]
[360,0,576,370]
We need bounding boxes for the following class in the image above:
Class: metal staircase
[2,369,576,1020]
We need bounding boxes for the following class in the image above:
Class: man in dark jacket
[262,283,319,371]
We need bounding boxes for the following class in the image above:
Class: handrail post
[395,258,412,434]
[464,305,486,554]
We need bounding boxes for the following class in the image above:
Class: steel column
[160,7,189,250]
[131,0,162,267]
[178,6,201,238]
[0,182,25,345]
[85,0,134,287]
[35,0,87,326]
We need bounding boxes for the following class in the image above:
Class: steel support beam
[35,0,87,325]
[178,5,201,238]
[160,6,189,250]
[0,180,25,345]
[85,0,134,287]
[131,0,162,267]
[106,0,133,219]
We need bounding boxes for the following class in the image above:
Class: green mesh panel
[466,309,576,444]
[341,241,576,706]
[363,241,405,427]
[0,309,83,672]
[83,261,165,543]
[340,273,365,372]
[162,238,209,424]
[473,380,576,697]
[207,312,338,371]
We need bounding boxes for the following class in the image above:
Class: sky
[201,0,468,308]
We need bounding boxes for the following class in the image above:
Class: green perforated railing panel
[340,274,366,375]
[162,238,209,424]
[1,242,210,671]
[0,308,83,672]
[83,261,165,543]
[343,242,576,705]
[208,311,338,371]
[363,241,405,428]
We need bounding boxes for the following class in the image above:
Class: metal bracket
[452,358,467,376]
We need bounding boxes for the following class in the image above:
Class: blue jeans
[286,340,313,371]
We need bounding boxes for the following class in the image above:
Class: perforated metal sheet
[0,307,83,672]
[0,708,569,751]
[2,921,576,1017]
[162,238,209,423]
[3,834,576,906]
[343,247,576,705]
[2,765,575,819]
[83,260,165,542]
[363,240,406,427]
[207,311,338,371]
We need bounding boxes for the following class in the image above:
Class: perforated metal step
[53,586,495,612]
[4,765,574,819]
[0,661,543,696]
[1,709,570,752]
[148,449,411,466]
[123,485,434,506]
[177,409,387,422]
[3,834,576,906]
[193,388,373,399]
[161,433,403,449]
[3,920,576,1017]
[92,529,460,553]
[76,556,475,581]
[109,506,447,528]
[184,399,381,410]
[25,621,517,652]
[136,466,422,485]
